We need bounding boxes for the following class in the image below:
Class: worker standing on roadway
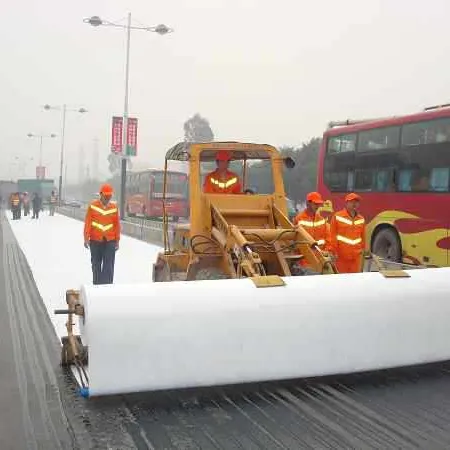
[84,183,120,285]
[329,192,366,273]
[49,190,57,216]
[294,192,330,251]
[203,150,242,194]
[31,192,42,219]
[22,192,30,216]
[10,192,21,220]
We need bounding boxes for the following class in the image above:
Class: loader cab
[162,142,295,252]
[192,144,293,234]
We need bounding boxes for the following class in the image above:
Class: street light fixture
[83,13,173,219]
[27,133,57,178]
[43,104,88,204]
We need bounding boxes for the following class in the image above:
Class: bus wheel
[372,228,402,262]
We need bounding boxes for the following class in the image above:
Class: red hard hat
[306,191,324,204]
[100,183,114,195]
[216,150,232,161]
[345,192,361,202]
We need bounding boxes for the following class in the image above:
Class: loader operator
[293,192,330,264]
[329,192,366,273]
[203,150,242,194]
[84,183,120,285]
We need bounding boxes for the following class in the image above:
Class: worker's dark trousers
[32,208,39,219]
[12,207,20,219]
[90,239,116,285]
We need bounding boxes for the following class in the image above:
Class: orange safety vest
[11,195,19,206]
[329,209,366,260]
[50,195,57,204]
[293,209,330,249]
[203,170,242,194]
[84,199,120,242]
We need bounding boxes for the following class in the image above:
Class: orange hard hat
[345,192,361,202]
[306,191,324,204]
[100,183,114,195]
[216,150,232,161]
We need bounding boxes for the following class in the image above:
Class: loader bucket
[71,268,450,397]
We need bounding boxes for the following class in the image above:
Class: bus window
[152,172,188,199]
[398,169,413,191]
[138,173,150,196]
[327,134,356,154]
[402,118,450,146]
[325,171,354,192]
[358,126,400,152]
[398,169,430,192]
[430,168,449,192]
[354,170,374,191]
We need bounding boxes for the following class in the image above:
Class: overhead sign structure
[111,116,138,156]
[36,166,46,179]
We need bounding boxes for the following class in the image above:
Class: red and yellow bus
[126,169,188,221]
[317,105,450,267]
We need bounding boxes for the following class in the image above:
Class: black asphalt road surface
[3,212,450,449]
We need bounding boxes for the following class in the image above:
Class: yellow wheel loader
[55,142,450,398]
[153,141,338,284]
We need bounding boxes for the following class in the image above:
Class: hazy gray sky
[2,0,450,182]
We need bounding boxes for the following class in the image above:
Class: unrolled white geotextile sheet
[81,267,450,396]
[6,212,162,338]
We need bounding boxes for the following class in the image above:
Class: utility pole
[83,13,173,219]
[93,137,99,181]
[79,145,85,185]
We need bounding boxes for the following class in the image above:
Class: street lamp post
[84,13,173,220]
[43,104,87,205]
[27,133,57,179]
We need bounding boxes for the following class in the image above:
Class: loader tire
[194,267,229,280]
[372,228,402,262]
[154,262,171,282]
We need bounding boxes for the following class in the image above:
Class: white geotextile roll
[79,268,450,396]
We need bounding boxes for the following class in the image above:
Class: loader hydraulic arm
[209,204,267,277]
[229,225,267,277]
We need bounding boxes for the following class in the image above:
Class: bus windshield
[152,172,188,199]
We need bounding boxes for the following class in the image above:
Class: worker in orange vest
[203,150,242,194]
[329,192,366,274]
[294,191,330,250]
[84,183,120,285]
[10,192,21,220]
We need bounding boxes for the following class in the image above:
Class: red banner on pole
[126,118,138,156]
[111,116,123,154]
[36,166,46,179]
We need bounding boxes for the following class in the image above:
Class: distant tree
[184,113,214,143]
[283,138,321,203]
[246,138,321,203]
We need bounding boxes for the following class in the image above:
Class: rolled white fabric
[78,268,450,396]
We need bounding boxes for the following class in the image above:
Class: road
[3,211,450,449]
